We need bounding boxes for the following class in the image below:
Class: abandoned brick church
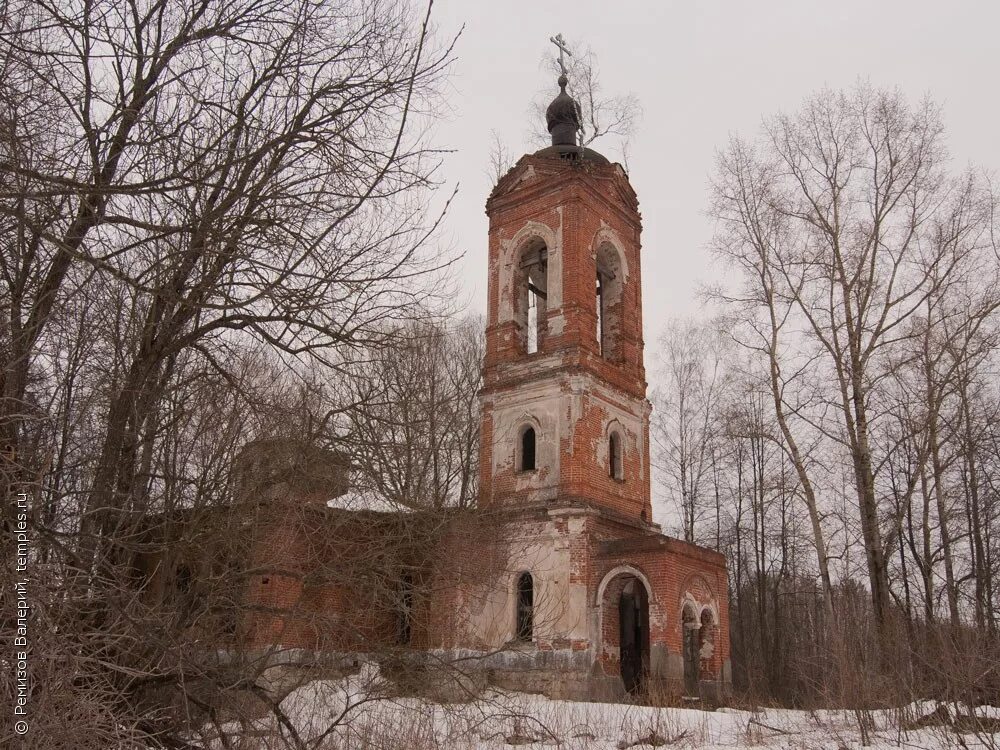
[231,71,730,701]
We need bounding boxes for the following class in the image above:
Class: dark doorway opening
[682,605,699,695]
[618,579,649,694]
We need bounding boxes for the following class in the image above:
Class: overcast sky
[427,0,999,517]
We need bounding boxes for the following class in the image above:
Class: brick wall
[241,504,450,652]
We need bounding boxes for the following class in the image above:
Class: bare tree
[487,129,516,184]
[342,316,484,510]
[710,84,998,637]
[652,317,728,544]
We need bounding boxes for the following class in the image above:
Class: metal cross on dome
[549,33,572,77]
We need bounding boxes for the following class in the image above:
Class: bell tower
[478,71,652,523]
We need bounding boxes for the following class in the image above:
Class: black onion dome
[545,74,581,146]
[534,72,608,165]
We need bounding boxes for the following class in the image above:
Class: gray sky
[428,0,999,519]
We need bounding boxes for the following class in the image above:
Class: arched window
[516,572,534,640]
[596,271,606,354]
[595,244,623,360]
[520,426,536,472]
[609,431,623,480]
[176,564,192,595]
[517,241,548,354]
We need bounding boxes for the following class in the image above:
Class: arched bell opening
[515,239,548,354]
[595,242,624,361]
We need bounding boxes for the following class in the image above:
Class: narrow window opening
[609,432,623,480]
[516,572,534,641]
[520,427,536,472]
[220,561,240,636]
[596,272,605,355]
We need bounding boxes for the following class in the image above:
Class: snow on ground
[208,665,1000,749]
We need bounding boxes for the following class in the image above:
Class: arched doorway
[598,568,651,695]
